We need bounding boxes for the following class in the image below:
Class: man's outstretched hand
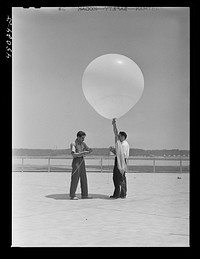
[112,118,116,125]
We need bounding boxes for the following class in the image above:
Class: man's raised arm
[112,118,119,143]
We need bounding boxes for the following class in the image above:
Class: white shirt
[121,140,129,159]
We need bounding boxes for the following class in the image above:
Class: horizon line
[12,147,190,151]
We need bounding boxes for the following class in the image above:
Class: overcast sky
[12,7,189,150]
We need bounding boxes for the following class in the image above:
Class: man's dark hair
[119,131,127,139]
[77,131,86,137]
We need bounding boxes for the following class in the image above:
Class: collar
[75,138,83,145]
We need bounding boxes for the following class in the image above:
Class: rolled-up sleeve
[70,143,76,153]
[122,142,129,159]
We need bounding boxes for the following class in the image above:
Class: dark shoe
[81,196,93,199]
[109,195,119,199]
[120,196,126,199]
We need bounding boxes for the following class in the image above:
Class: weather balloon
[82,54,144,119]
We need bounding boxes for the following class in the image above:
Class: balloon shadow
[45,193,110,200]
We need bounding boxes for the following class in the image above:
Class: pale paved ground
[12,172,189,247]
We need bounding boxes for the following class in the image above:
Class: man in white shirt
[109,119,130,199]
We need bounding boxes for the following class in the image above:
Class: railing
[12,155,190,173]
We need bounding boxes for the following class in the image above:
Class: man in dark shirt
[69,131,93,200]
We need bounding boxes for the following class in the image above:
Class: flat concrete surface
[12,172,189,247]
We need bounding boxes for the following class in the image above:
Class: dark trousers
[112,157,127,198]
[69,157,88,198]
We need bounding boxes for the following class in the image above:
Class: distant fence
[12,155,190,173]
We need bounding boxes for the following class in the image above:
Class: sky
[12,7,190,150]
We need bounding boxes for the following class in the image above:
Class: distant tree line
[12,148,190,157]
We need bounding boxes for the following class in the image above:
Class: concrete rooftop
[12,171,189,247]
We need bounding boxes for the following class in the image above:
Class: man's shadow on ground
[45,193,110,200]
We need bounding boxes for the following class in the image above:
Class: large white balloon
[82,54,144,119]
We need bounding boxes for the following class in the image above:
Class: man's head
[77,131,86,142]
[118,131,127,142]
